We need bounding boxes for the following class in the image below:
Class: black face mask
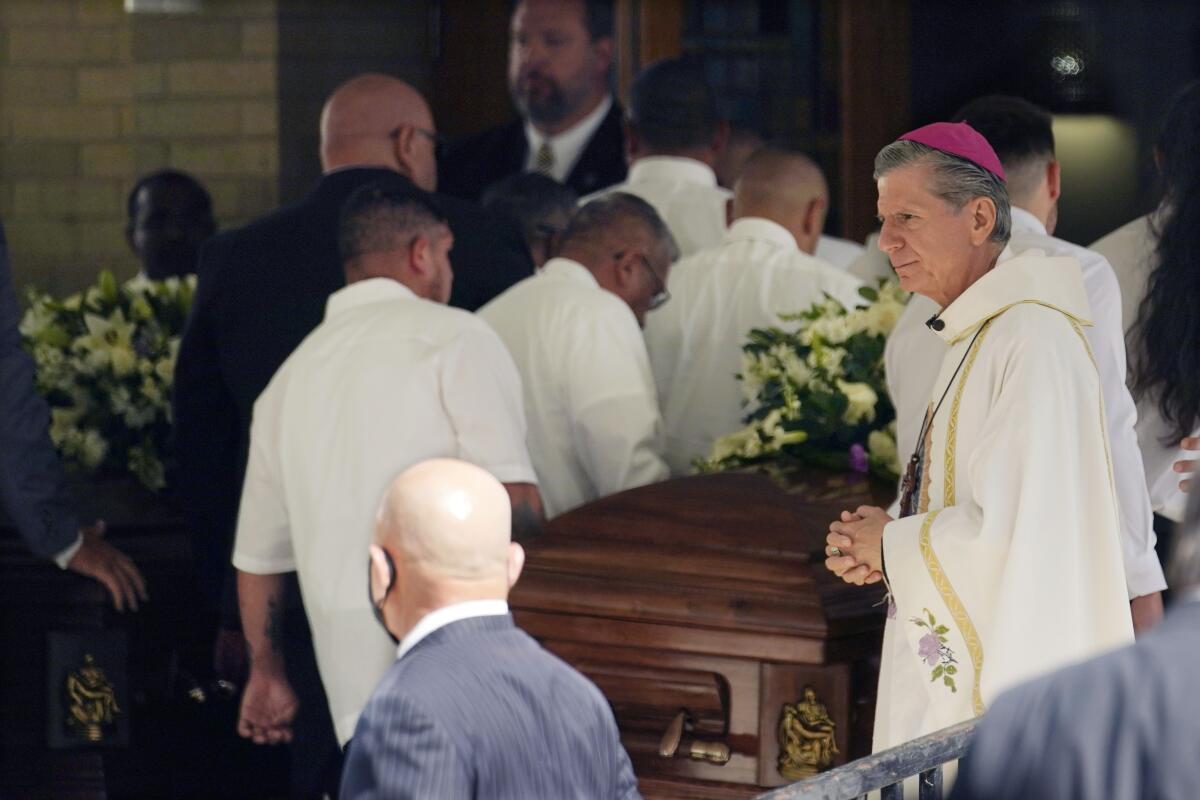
[367,550,399,645]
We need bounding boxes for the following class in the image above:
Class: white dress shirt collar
[540,256,601,288]
[325,277,416,318]
[724,217,798,250]
[1010,205,1049,237]
[524,95,614,183]
[626,156,719,189]
[396,599,510,660]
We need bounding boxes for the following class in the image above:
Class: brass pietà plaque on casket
[510,471,890,800]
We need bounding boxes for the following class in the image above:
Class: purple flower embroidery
[849,443,869,473]
[917,632,941,666]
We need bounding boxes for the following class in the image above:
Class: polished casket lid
[511,471,890,648]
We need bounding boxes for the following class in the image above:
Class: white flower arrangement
[20,270,195,492]
[696,281,909,481]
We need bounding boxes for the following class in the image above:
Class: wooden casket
[510,471,891,800]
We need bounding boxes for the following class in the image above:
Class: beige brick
[118,103,136,135]
[135,101,242,137]
[204,179,240,219]
[114,26,131,62]
[75,0,124,26]
[7,28,116,64]
[134,63,164,97]
[132,19,241,60]
[3,67,76,104]
[240,100,276,135]
[80,142,132,177]
[170,140,278,176]
[21,180,124,219]
[10,106,120,140]
[0,142,79,178]
[131,141,170,175]
[240,20,277,56]
[209,0,276,20]
[80,219,130,259]
[0,1,76,25]
[166,60,275,97]
[78,66,133,102]
[7,220,79,260]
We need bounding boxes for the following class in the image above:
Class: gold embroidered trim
[918,509,986,716]
[921,318,993,717]
[917,407,934,515]
[944,320,994,506]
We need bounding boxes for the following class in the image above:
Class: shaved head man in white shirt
[884,96,1167,632]
[582,57,731,257]
[645,148,865,474]
[232,185,542,755]
[480,192,677,518]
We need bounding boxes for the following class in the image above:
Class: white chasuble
[873,252,1134,752]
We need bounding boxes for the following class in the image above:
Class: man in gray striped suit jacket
[340,458,640,799]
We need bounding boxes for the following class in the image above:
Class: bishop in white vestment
[825,123,1133,752]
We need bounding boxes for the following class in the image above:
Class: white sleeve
[439,326,538,485]
[1082,260,1165,597]
[231,389,295,575]
[567,309,670,499]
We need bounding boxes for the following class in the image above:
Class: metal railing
[755,719,978,800]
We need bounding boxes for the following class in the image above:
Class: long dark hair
[1132,80,1200,444]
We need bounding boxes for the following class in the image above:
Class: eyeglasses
[389,126,447,161]
[615,250,670,310]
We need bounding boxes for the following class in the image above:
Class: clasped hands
[824,505,892,586]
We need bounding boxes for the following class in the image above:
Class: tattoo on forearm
[511,501,543,544]
[266,595,286,653]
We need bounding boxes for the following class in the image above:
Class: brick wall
[0,0,279,295]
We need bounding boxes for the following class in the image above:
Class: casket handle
[658,710,731,766]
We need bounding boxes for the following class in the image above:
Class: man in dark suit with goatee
[437,0,627,201]
[172,73,531,798]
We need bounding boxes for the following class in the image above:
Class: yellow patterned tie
[533,141,554,174]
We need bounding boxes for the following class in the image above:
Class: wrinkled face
[875,163,978,304]
[129,183,216,280]
[508,0,604,126]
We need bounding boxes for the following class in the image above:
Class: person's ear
[591,36,614,79]
[368,544,392,602]
[506,542,526,589]
[968,197,998,246]
[613,250,639,292]
[392,125,418,176]
[804,196,828,238]
[1045,159,1062,203]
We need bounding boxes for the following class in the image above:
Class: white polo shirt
[644,217,865,475]
[582,156,731,256]
[231,278,537,745]
[815,234,866,270]
[478,258,669,518]
[885,208,1166,598]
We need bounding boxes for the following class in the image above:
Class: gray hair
[873,140,1011,245]
[1167,482,1200,592]
[561,191,681,263]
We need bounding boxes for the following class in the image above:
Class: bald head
[320,73,438,190]
[375,459,513,581]
[732,148,829,254]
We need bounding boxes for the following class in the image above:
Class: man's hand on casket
[825,506,891,586]
[67,520,149,612]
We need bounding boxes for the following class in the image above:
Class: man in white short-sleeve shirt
[480,192,675,518]
[232,185,542,749]
[581,57,730,257]
[645,149,864,474]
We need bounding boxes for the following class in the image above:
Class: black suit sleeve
[441,195,534,312]
[172,235,244,622]
[0,221,80,559]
